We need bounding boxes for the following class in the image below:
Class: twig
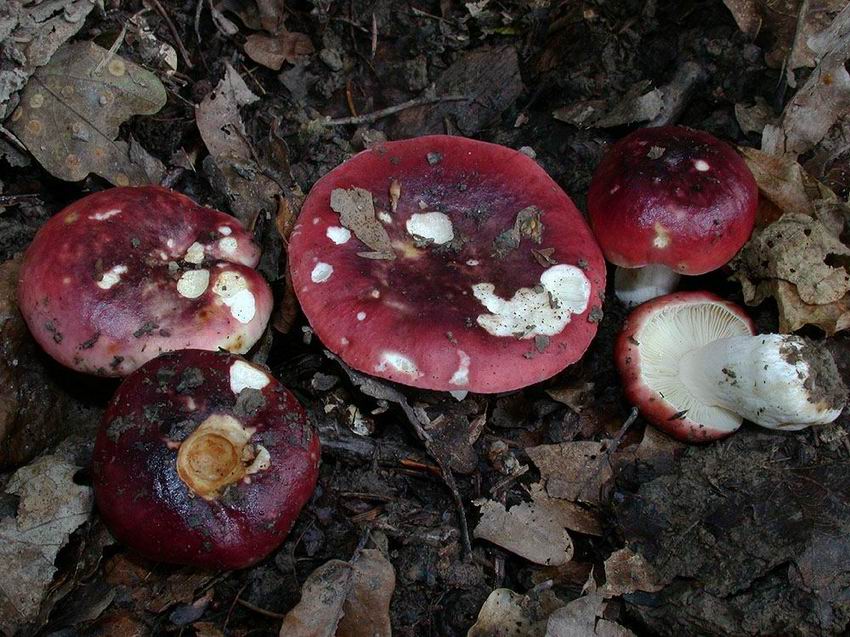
[576,407,639,501]
[93,21,129,74]
[0,124,27,152]
[147,0,195,69]
[236,598,286,619]
[0,194,42,208]
[319,94,470,126]
[223,582,249,631]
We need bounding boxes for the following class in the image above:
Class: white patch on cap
[176,269,210,298]
[184,242,205,264]
[449,350,471,386]
[466,259,480,267]
[90,208,121,221]
[326,226,351,245]
[473,264,591,338]
[166,238,175,249]
[219,236,238,254]
[311,262,333,283]
[378,211,393,224]
[653,222,670,249]
[375,351,422,379]
[694,159,710,172]
[229,360,270,394]
[218,226,232,235]
[213,271,257,324]
[96,264,128,289]
[246,444,271,475]
[406,212,454,245]
[357,311,367,321]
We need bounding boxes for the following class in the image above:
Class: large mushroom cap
[588,126,757,275]
[18,186,273,376]
[615,291,755,442]
[288,135,606,393]
[92,349,320,569]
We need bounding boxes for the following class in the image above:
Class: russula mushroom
[18,186,272,376]
[616,291,847,442]
[92,349,320,569]
[588,126,757,306]
[288,135,606,394]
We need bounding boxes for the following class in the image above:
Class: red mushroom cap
[588,126,757,275]
[288,135,606,393]
[615,291,755,442]
[92,349,320,569]
[18,186,272,376]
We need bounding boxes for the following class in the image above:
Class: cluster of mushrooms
[16,127,847,568]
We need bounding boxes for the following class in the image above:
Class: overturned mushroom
[616,292,847,442]
[18,186,273,376]
[588,126,757,306]
[92,349,320,569]
[288,135,606,393]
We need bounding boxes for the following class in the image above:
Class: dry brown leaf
[599,548,664,598]
[545,593,636,637]
[273,197,301,334]
[734,98,777,137]
[330,187,395,259]
[552,81,662,129]
[468,588,565,637]
[244,31,314,70]
[8,41,166,186]
[473,492,575,566]
[722,0,761,37]
[528,482,603,536]
[546,381,594,414]
[526,441,614,506]
[762,279,850,334]
[634,425,686,473]
[278,549,395,637]
[0,455,94,634]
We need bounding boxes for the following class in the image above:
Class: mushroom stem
[679,334,847,430]
[613,265,681,307]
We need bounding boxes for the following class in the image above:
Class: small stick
[236,598,286,619]
[147,0,195,69]
[93,21,129,74]
[319,94,469,127]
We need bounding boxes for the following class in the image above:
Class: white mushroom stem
[614,265,681,307]
[679,334,846,430]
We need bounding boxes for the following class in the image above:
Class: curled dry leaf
[473,486,575,566]
[599,548,664,598]
[468,588,565,637]
[278,549,395,637]
[0,455,94,634]
[330,187,395,259]
[8,41,166,186]
[526,441,614,506]
[244,31,314,71]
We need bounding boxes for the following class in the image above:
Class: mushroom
[588,126,757,306]
[18,186,273,376]
[616,291,847,442]
[92,349,320,569]
[287,135,607,394]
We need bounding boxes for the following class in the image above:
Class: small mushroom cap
[588,126,757,275]
[92,349,320,569]
[288,135,606,393]
[18,186,272,376]
[615,291,755,442]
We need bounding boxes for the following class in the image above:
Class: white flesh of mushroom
[614,264,681,307]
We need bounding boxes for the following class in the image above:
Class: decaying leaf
[526,441,614,505]
[734,98,777,137]
[468,588,565,637]
[273,196,301,334]
[473,487,575,566]
[545,594,636,637]
[278,549,395,637]
[758,279,850,334]
[0,455,94,634]
[196,62,283,227]
[599,548,664,598]
[419,408,486,474]
[0,0,97,119]
[762,5,850,156]
[244,31,314,70]
[492,206,544,258]
[8,40,166,186]
[553,81,662,129]
[330,187,395,259]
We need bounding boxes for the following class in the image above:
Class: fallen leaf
[273,196,301,334]
[721,0,761,37]
[330,187,395,259]
[103,554,212,614]
[473,493,575,566]
[0,455,94,634]
[546,382,595,414]
[734,97,777,137]
[0,0,97,119]
[244,31,314,70]
[528,482,603,537]
[553,82,663,129]
[468,588,564,637]
[526,441,615,506]
[758,279,850,334]
[196,62,283,227]
[420,408,486,475]
[762,5,850,156]
[8,41,166,186]
[278,549,395,637]
[492,206,544,258]
[599,548,664,598]
[545,593,636,637]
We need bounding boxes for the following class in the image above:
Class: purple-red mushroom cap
[288,135,607,394]
[18,186,273,376]
[92,349,320,569]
